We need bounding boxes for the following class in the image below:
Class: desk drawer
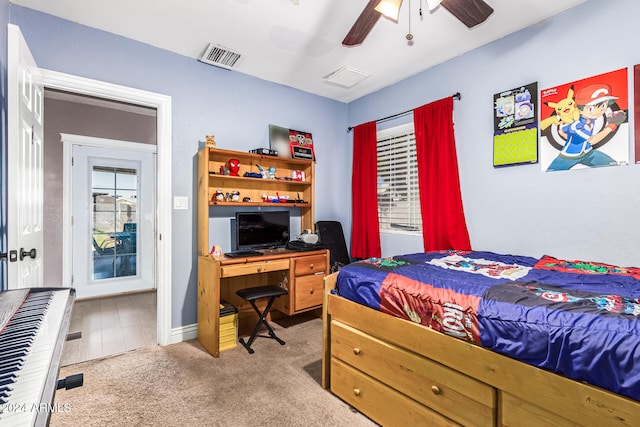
[331,321,495,427]
[294,254,327,276]
[294,274,324,311]
[221,259,289,278]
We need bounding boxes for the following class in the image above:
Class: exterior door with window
[71,142,155,298]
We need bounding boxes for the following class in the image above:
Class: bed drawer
[331,320,496,427]
[294,254,327,276]
[331,358,460,426]
[500,392,579,427]
[294,274,324,311]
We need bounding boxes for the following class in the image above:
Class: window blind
[377,123,422,233]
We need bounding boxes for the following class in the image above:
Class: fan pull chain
[407,0,414,41]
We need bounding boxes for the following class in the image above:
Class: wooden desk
[197,248,329,357]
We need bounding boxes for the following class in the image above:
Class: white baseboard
[170,323,198,344]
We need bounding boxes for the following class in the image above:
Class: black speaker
[315,221,351,272]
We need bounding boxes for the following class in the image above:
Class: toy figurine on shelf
[228,158,240,176]
[256,164,276,179]
[205,135,216,148]
[210,244,223,259]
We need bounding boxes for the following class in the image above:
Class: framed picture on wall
[268,124,316,161]
[269,124,291,159]
[288,129,315,161]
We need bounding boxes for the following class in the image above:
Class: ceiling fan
[342,0,494,46]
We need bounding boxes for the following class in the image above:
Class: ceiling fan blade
[440,0,494,28]
[342,0,382,47]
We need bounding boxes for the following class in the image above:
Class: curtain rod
[347,92,461,133]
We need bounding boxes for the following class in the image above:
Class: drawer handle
[353,347,361,356]
[353,388,361,397]
[309,264,315,270]
[431,385,441,395]
[309,288,314,295]
[256,267,263,273]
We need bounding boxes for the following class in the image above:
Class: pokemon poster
[493,83,538,167]
[539,68,629,172]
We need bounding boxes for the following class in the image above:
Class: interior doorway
[41,70,173,347]
[43,92,160,361]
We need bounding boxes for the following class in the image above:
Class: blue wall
[8,5,350,327]
[3,0,640,327]
[348,0,640,267]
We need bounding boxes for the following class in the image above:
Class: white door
[71,141,156,298]
[6,24,44,289]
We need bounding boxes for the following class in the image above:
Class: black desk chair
[315,221,351,272]
[236,285,288,354]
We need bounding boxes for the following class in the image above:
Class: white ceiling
[11,0,587,103]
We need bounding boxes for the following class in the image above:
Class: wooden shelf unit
[197,147,315,256]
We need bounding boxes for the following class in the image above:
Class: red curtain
[351,121,381,259]
[413,97,471,251]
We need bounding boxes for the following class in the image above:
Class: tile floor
[60,290,157,366]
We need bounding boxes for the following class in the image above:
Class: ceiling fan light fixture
[426,0,443,11]
[374,0,403,22]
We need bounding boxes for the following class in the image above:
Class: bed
[321,250,640,426]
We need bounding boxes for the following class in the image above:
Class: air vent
[323,66,370,89]
[200,43,242,70]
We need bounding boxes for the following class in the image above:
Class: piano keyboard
[0,288,75,427]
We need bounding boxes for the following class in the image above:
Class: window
[92,166,138,279]
[377,122,422,234]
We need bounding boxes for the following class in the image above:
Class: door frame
[42,69,172,346]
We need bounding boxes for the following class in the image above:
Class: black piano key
[0,362,24,376]
[0,349,28,364]
[0,374,17,387]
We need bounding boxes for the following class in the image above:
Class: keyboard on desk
[224,250,263,258]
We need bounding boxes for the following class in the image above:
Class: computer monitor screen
[234,211,290,250]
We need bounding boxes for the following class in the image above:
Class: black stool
[236,285,288,354]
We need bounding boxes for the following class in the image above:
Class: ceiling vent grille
[200,43,242,70]
[323,66,370,89]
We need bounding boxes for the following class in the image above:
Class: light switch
[173,196,188,210]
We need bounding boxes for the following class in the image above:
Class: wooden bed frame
[321,272,639,426]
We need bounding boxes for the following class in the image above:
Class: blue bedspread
[336,250,640,401]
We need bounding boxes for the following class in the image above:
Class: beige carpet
[50,315,377,427]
